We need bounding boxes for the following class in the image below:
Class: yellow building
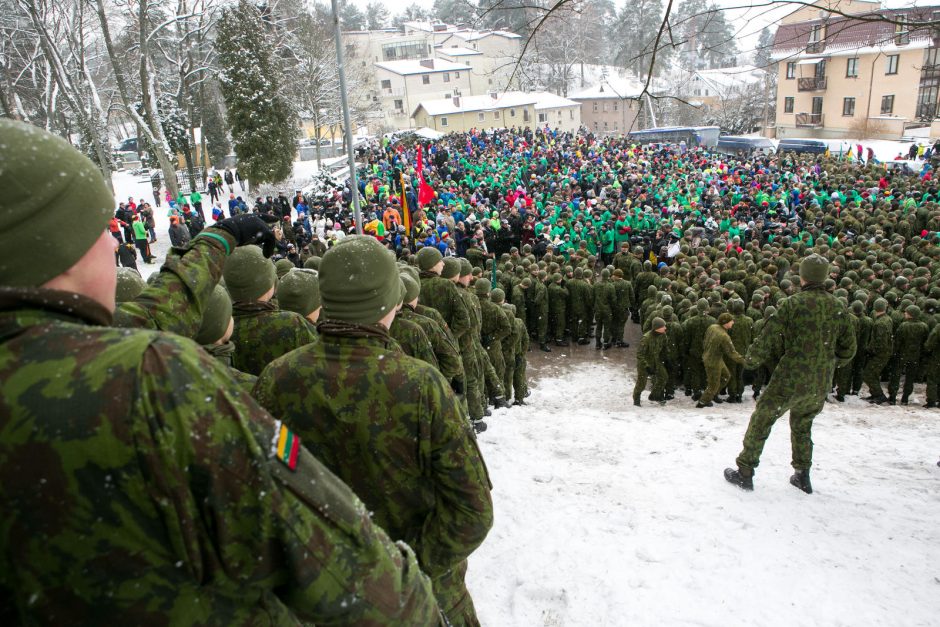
[773,0,940,139]
[412,91,581,134]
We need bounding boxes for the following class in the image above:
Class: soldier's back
[231,302,317,375]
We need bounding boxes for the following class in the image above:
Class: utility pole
[331,0,363,235]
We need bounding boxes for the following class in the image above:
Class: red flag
[416,145,435,207]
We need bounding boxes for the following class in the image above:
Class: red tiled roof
[773,7,940,53]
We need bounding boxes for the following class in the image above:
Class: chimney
[489,91,498,99]
[420,59,434,69]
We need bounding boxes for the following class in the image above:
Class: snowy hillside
[468,347,940,626]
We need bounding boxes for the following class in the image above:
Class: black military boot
[633,399,641,407]
[691,391,702,401]
[888,396,897,406]
[473,420,488,434]
[684,388,692,397]
[540,342,552,352]
[695,400,713,408]
[595,339,602,350]
[492,396,511,409]
[789,469,813,494]
[483,408,492,417]
[900,394,909,405]
[924,401,937,409]
[513,399,526,406]
[834,393,845,402]
[602,342,612,350]
[555,338,569,347]
[724,467,753,491]
[713,396,724,404]
[577,337,590,345]
[753,387,761,399]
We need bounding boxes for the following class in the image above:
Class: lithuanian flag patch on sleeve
[271,421,300,471]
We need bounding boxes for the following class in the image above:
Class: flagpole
[330,0,363,235]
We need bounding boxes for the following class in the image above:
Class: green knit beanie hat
[0,119,114,286]
[319,235,399,325]
[718,312,734,325]
[459,258,473,277]
[491,288,505,304]
[416,246,443,271]
[115,268,145,303]
[441,257,461,279]
[303,256,321,270]
[401,272,420,303]
[399,264,420,284]
[474,278,491,295]
[223,245,277,302]
[799,253,829,284]
[277,269,321,317]
[195,285,233,345]
[652,316,666,330]
[275,258,295,279]
[873,298,888,312]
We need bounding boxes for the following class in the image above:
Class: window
[881,94,895,114]
[455,72,460,79]
[440,116,448,127]
[570,110,574,120]
[422,74,430,84]
[613,102,619,111]
[846,58,859,78]
[381,79,391,89]
[593,102,598,112]
[538,112,547,122]
[843,97,856,116]
[393,99,403,111]
[478,112,485,121]
[784,97,794,113]
[895,15,910,45]
[786,62,796,79]
[443,72,450,83]
[809,24,824,42]
[886,55,899,75]
[510,108,516,117]
[603,103,608,112]
[694,88,701,96]
[494,111,500,119]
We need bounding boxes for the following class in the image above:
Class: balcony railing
[916,102,938,120]
[798,77,827,91]
[795,113,824,127]
[807,40,825,53]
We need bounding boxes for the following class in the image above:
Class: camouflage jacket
[636,330,667,371]
[729,314,755,353]
[510,285,528,321]
[203,340,258,393]
[419,272,472,341]
[547,284,568,312]
[479,296,512,350]
[0,288,438,625]
[895,319,929,362]
[682,314,717,356]
[231,301,318,375]
[253,320,494,580]
[565,279,591,313]
[745,284,856,401]
[866,314,894,356]
[593,281,617,315]
[390,315,439,369]
[703,324,745,367]
[455,286,484,351]
[613,278,634,312]
[399,305,465,386]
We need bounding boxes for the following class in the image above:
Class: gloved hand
[214,213,279,257]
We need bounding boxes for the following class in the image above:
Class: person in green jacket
[132,214,156,263]
[254,236,493,626]
[593,268,618,349]
[0,119,440,625]
[863,299,895,404]
[697,313,745,408]
[888,305,929,404]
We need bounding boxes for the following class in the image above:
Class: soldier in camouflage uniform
[475,278,511,407]
[416,247,472,345]
[727,299,754,403]
[453,259,489,425]
[527,268,551,352]
[863,298,894,404]
[390,280,440,369]
[0,120,439,624]
[682,299,716,401]
[611,269,633,348]
[633,317,668,406]
[593,268,617,350]
[195,284,257,393]
[254,236,493,626]
[850,300,872,395]
[566,267,592,344]
[494,290,517,402]
[725,255,856,494]
[547,272,569,346]
[923,323,940,408]
[697,313,745,408]
[225,246,318,375]
[888,305,929,404]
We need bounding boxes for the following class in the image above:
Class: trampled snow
[468,356,940,626]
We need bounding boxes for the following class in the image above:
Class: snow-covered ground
[468,347,940,626]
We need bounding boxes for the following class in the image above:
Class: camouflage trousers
[479,343,504,400]
[569,307,590,340]
[685,353,706,396]
[595,311,613,344]
[550,302,567,340]
[512,353,528,402]
[485,343,506,396]
[700,359,730,405]
[888,358,920,400]
[633,363,667,402]
[863,353,891,398]
[612,311,628,344]
[851,354,868,393]
[834,362,853,396]
[461,343,484,421]
[925,361,940,404]
[433,560,480,627]
[735,385,825,475]
[501,347,515,401]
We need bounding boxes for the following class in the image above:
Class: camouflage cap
[416,246,443,271]
[275,258,295,279]
[651,316,666,330]
[277,269,321,317]
[873,298,888,312]
[0,119,114,287]
[718,312,734,325]
[459,258,473,277]
[491,288,505,304]
[441,257,461,279]
[303,256,322,270]
[195,284,233,345]
[474,278,491,295]
[401,272,420,303]
[115,268,145,304]
[799,253,829,284]
[319,236,399,325]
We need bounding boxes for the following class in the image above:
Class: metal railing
[795,113,824,127]
[798,77,827,91]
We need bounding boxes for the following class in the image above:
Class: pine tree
[216,0,297,190]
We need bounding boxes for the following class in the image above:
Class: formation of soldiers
[3,115,940,624]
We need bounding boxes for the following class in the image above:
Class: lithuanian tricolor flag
[273,421,300,471]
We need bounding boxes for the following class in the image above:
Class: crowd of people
[2,117,939,624]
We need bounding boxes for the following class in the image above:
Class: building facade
[373,59,472,130]
[773,0,940,139]
[412,91,581,134]
[569,77,645,134]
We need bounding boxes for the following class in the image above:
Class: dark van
[777,138,828,154]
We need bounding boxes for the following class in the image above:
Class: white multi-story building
[374,59,473,129]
